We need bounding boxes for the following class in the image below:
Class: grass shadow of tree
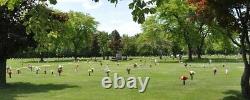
[158,57,242,63]
[222,90,245,100]
[24,59,75,63]
[0,82,78,100]
[23,58,103,63]
[185,58,243,63]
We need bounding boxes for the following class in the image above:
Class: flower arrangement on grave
[180,76,188,85]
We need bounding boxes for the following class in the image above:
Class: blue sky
[51,0,142,36]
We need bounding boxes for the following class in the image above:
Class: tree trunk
[102,52,105,60]
[74,48,78,61]
[197,46,202,59]
[159,50,163,59]
[197,53,202,59]
[103,56,105,60]
[239,26,250,99]
[197,41,205,59]
[106,56,109,60]
[40,57,44,62]
[0,57,7,87]
[159,55,162,59]
[188,46,193,61]
[74,56,77,61]
[197,23,206,59]
[241,65,250,99]
[40,52,44,62]
[173,53,177,58]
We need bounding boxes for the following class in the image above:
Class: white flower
[176,54,179,57]
[58,65,63,68]
[209,59,212,63]
[190,71,195,74]
[225,69,229,74]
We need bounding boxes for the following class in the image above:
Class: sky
[50,0,142,36]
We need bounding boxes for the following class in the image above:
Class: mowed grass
[0,57,245,100]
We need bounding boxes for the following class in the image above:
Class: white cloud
[117,22,142,35]
[98,21,142,36]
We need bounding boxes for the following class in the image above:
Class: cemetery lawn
[0,56,245,100]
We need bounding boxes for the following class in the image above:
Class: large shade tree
[189,0,250,98]
[0,0,61,86]
[157,0,200,60]
[0,1,36,86]
[64,11,97,60]
[25,3,67,62]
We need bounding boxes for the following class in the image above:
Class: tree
[190,0,250,98]
[122,35,138,59]
[109,30,123,56]
[25,4,68,62]
[141,16,171,59]
[0,0,60,86]
[121,35,130,59]
[157,0,199,61]
[204,24,238,55]
[97,31,110,60]
[171,41,183,58]
[64,11,97,60]
[195,23,209,59]
[91,33,100,57]
[187,0,215,59]
[0,2,34,86]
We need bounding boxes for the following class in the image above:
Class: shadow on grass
[0,82,78,100]
[222,90,245,100]
[159,60,180,63]
[24,59,75,63]
[155,57,243,63]
[185,58,243,63]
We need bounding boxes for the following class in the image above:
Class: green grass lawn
[0,56,245,100]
